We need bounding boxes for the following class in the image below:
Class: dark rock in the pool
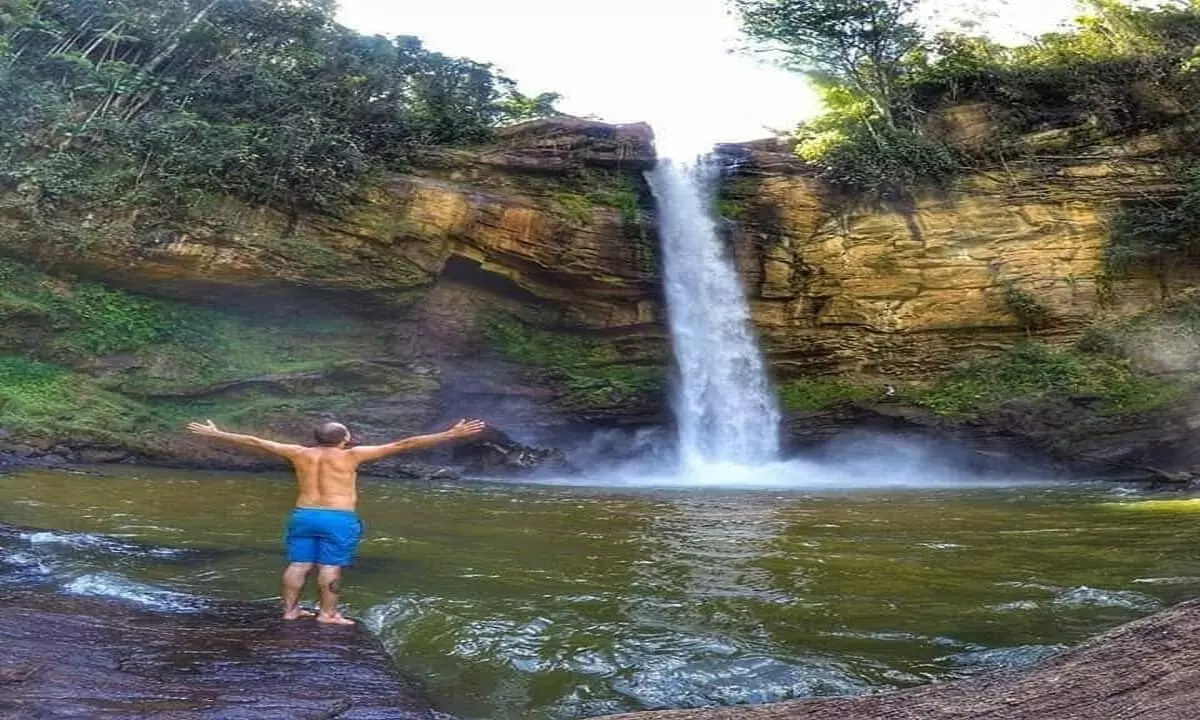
[597,597,1200,719]
[0,591,446,720]
[451,426,574,476]
[0,439,71,473]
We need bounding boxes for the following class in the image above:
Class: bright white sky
[336,0,1086,151]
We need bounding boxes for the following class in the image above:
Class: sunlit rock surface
[717,127,1194,379]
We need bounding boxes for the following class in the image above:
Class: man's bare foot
[316,612,355,626]
[282,608,315,620]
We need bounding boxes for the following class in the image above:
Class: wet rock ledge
[600,598,1200,719]
[0,591,443,720]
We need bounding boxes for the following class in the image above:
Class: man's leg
[314,511,361,626]
[315,564,354,625]
[283,510,319,620]
[281,562,315,620]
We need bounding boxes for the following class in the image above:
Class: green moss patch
[917,343,1189,418]
[0,258,212,358]
[0,257,403,444]
[0,357,149,439]
[481,313,663,410]
[778,378,877,411]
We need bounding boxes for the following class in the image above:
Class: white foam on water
[23,530,184,557]
[63,572,205,612]
[941,644,1067,669]
[0,550,54,577]
[1052,586,1162,611]
[526,455,1052,491]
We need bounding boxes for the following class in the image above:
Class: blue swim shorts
[285,508,363,567]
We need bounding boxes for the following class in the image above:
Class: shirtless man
[186,418,487,625]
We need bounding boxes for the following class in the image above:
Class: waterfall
[647,157,781,468]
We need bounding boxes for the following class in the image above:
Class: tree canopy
[0,0,560,214]
[735,0,1200,200]
[735,0,923,127]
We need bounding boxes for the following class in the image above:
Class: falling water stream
[647,156,781,469]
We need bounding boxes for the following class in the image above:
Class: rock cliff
[0,119,669,466]
[718,113,1192,380]
[2,112,1199,473]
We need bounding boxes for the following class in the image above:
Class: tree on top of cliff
[0,0,561,214]
[734,0,1200,201]
[734,0,923,128]
[905,0,1200,132]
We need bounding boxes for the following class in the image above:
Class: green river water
[1,466,1198,719]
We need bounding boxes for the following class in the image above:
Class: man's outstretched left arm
[186,420,304,460]
[349,419,487,464]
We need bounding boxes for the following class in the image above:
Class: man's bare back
[291,446,361,510]
[186,418,486,624]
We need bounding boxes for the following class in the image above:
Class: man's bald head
[314,422,350,447]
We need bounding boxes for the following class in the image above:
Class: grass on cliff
[0,258,399,441]
[778,378,877,411]
[716,177,759,222]
[917,343,1188,418]
[0,257,385,389]
[0,357,150,438]
[481,313,662,409]
[0,258,211,358]
[550,172,644,228]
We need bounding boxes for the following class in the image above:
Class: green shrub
[717,198,747,220]
[1105,168,1200,298]
[795,85,959,201]
[1003,282,1050,334]
[905,3,1200,138]
[1,2,556,214]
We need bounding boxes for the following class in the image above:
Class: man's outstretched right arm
[186,420,303,460]
[349,419,487,464]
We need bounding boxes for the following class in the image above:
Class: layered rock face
[718,112,1192,381]
[2,111,1196,469]
[0,119,668,464]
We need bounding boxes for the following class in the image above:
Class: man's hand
[187,419,224,438]
[444,419,487,440]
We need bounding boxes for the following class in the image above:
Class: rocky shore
[0,590,445,720]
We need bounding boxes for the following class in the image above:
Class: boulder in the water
[451,425,574,476]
